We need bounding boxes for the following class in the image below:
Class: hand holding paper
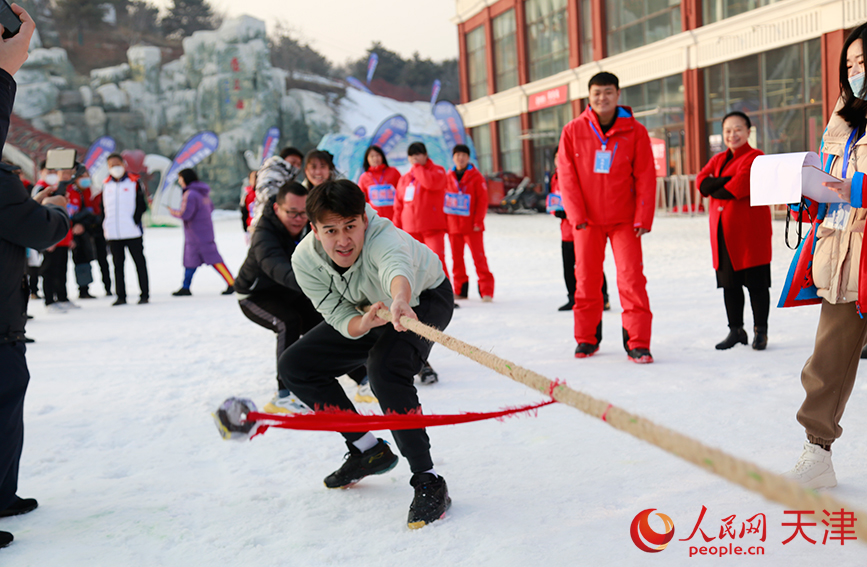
[750,152,844,206]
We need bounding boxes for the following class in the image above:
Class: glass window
[581,0,593,63]
[471,125,494,176]
[530,103,572,181]
[620,74,685,175]
[467,26,488,101]
[498,116,523,175]
[493,10,518,92]
[703,39,822,160]
[526,0,570,82]
[606,0,681,57]
[703,0,782,25]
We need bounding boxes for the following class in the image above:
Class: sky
[150,0,460,64]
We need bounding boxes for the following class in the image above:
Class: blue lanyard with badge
[824,129,861,230]
[444,177,471,216]
[590,121,618,174]
[369,172,395,207]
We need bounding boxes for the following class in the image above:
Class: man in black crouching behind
[235,181,369,414]
[282,179,454,529]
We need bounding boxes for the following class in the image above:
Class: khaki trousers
[797,300,867,446]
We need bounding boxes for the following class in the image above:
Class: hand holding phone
[0,3,34,76]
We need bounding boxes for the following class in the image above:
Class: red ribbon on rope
[246,399,557,438]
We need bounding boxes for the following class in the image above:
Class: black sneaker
[221,285,235,295]
[574,343,599,358]
[407,473,451,529]
[0,496,37,518]
[78,288,95,299]
[323,439,398,488]
[626,348,654,364]
[172,288,192,296]
[557,301,574,311]
[418,362,438,385]
[0,531,11,548]
[22,336,35,344]
[112,298,127,306]
[138,297,149,305]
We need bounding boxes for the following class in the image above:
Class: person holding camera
[0,4,69,548]
[102,152,149,306]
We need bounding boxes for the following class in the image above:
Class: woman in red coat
[696,111,772,350]
[357,145,400,221]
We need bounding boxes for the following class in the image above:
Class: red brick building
[454,0,858,184]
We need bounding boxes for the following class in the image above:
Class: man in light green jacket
[284,179,454,529]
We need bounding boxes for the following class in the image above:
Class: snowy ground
[7,210,867,566]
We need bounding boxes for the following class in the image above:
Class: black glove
[554,210,567,219]
[698,176,731,197]
[710,187,736,200]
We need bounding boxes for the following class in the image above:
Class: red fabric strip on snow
[246,399,556,435]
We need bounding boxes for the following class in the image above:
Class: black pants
[27,265,41,296]
[279,278,454,473]
[562,240,608,302]
[109,238,149,301]
[723,286,770,329]
[42,246,69,305]
[0,342,29,510]
[93,231,112,294]
[239,290,327,390]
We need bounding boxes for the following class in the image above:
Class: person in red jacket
[394,142,449,278]
[696,111,771,351]
[548,148,610,312]
[240,170,257,235]
[556,72,656,363]
[358,145,401,221]
[446,144,494,301]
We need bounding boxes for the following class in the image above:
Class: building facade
[454,0,861,183]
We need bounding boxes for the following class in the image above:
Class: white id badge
[404,183,416,202]
[823,203,853,231]
[594,150,612,174]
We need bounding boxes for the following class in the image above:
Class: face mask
[45,173,59,185]
[78,178,92,188]
[109,166,125,179]
[850,72,866,100]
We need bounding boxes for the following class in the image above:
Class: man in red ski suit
[556,72,656,363]
[446,144,494,301]
[394,142,449,280]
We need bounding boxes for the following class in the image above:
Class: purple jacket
[179,181,224,268]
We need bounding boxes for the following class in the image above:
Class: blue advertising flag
[430,79,442,108]
[433,101,467,153]
[370,114,409,156]
[347,76,372,94]
[261,127,280,166]
[158,131,220,197]
[83,136,116,176]
[366,53,379,84]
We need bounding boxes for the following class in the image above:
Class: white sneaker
[262,391,311,415]
[354,378,377,404]
[45,303,67,313]
[782,441,837,489]
[59,301,81,310]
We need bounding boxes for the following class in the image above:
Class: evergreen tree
[53,0,106,37]
[269,23,332,77]
[126,0,162,36]
[161,0,217,38]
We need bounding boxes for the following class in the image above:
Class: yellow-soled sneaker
[263,391,311,414]
[407,473,451,529]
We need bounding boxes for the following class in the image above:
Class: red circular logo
[630,508,675,553]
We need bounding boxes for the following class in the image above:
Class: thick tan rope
[377,308,867,542]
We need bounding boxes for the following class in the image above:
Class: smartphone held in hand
[0,1,21,39]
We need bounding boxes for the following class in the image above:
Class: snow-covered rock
[91,63,131,88]
[95,83,129,110]
[13,81,59,119]
[127,45,161,94]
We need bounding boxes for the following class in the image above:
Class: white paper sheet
[750,152,844,206]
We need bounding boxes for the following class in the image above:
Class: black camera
[0,1,21,40]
